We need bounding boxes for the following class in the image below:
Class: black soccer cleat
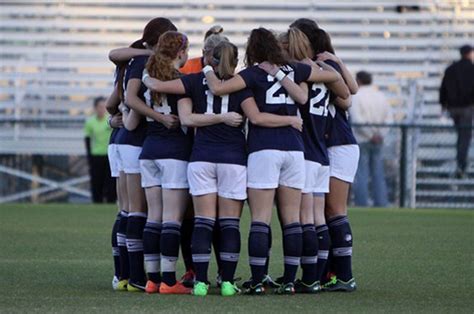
[294,279,321,294]
[243,283,265,295]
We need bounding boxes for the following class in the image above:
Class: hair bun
[209,25,224,34]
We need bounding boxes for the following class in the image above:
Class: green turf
[0,204,472,313]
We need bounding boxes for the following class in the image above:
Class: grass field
[0,204,472,313]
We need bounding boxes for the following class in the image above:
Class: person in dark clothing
[84,96,117,203]
[440,45,474,178]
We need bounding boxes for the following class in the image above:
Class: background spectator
[351,71,392,207]
[439,44,474,178]
[84,97,116,203]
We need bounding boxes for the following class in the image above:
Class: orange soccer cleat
[145,280,160,294]
[159,281,192,295]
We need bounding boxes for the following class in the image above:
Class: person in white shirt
[350,71,392,207]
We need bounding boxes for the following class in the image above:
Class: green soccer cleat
[275,282,295,295]
[322,277,357,292]
[127,281,146,292]
[243,283,265,295]
[294,279,321,294]
[221,281,241,297]
[192,281,209,296]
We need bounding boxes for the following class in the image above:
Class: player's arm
[109,112,124,129]
[124,110,142,131]
[241,97,302,131]
[109,47,152,65]
[317,52,358,94]
[125,78,179,129]
[258,62,308,104]
[203,66,247,96]
[314,61,350,100]
[105,85,121,115]
[334,95,352,110]
[142,71,186,94]
[178,98,243,127]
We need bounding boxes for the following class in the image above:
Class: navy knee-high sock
[248,222,270,286]
[180,218,194,272]
[143,220,161,283]
[191,216,215,283]
[126,212,147,285]
[117,210,129,280]
[161,221,181,286]
[316,224,330,282]
[219,217,240,283]
[111,212,121,278]
[301,224,318,284]
[212,219,222,276]
[328,216,353,281]
[282,223,303,284]
[264,226,272,276]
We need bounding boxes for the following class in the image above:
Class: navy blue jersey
[181,72,251,166]
[116,55,148,147]
[138,69,193,161]
[300,81,330,165]
[109,128,119,145]
[324,60,357,147]
[239,63,311,154]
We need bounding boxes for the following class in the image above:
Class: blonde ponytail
[287,27,313,61]
[213,41,238,80]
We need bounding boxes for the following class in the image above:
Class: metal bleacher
[0,0,473,207]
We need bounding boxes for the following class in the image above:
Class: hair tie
[178,34,188,51]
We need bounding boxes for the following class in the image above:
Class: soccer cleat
[127,281,146,292]
[275,282,295,295]
[294,279,321,294]
[192,281,209,296]
[116,279,128,291]
[242,274,279,289]
[243,283,265,295]
[322,277,357,292]
[180,269,195,288]
[217,274,242,288]
[112,276,120,290]
[221,281,241,297]
[274,276,284,286]
[145,280,160,294]
[159,282,192,295]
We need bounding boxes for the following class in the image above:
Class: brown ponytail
[213,41,238,80]
[117,39,145,102]
[146,31,188,104]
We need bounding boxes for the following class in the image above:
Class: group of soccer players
[104,17,359,296]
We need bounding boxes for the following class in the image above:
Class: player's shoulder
[129,54,149,68]
[239,65,261,75]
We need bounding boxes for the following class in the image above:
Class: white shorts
[116,145,142,174]
[107,144,120,178]
[140,159,189,189]
[303,160,330,194]
[247,150,305,190]
[188,162,247,200]
[328,144,360,183]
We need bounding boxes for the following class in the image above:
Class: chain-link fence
[1,119,472,208]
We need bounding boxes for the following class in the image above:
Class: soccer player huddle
[105,17,359,296]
